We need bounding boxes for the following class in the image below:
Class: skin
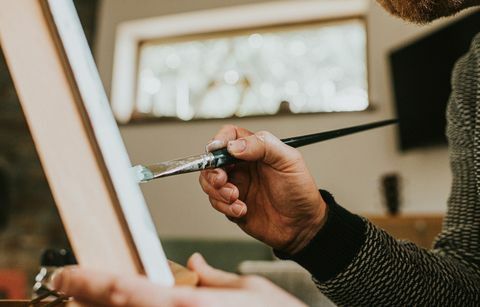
[52,253,306,307]
[200,126,326,254]
[54,1,480,305]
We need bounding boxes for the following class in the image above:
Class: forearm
[277,191,480,306]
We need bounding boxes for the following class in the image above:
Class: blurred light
[141,77,161,95]
[248,33,263,48]
[224,70,240,85]
[271,61,286,78]
[321,81,336,98]
[289,40,306,56]
[176,80,194,120]
[285,80,300,96]
[305,81,319,97]
[260,82,275,98]
[166,53,181,69]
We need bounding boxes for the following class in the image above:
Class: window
[111,1,369,123]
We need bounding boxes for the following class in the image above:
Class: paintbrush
[132,119,397,183]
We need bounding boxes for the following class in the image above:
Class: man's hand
[52,253,306,307]
[199,125,327,254]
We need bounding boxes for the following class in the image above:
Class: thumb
[187,253,242,288]
[227,131,301,169]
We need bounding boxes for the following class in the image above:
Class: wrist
[274,190,367,282]
[284,192,328,255]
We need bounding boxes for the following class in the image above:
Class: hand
[199,125,326,254]
[52,253,306,307]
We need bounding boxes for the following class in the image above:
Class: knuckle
[255,131,276,146]
[290,148,303,160]
[220,125,238,138]
[221,124,237,131]
[199,175,218,195]
[108,277,129,306]
[229,186,239,201]
[241,275,265,287]
[256,130,271,139]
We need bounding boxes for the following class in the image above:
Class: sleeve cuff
[274,190,367,282]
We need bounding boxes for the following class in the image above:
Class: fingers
[206,125,253,152]
[199,170,247,218]
[209,197,247,218]
[200,169,228,189]
[52,266,189,306]
[52,265,305,307]
[53,267,149,306]
[187,254,299,307]
[227,131,302,170]
[199,173,238,203]
[187,253,243,288]
[205,126,302,171]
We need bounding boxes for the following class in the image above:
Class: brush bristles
[132,165,154,183]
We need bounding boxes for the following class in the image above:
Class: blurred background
[0,0,478,304]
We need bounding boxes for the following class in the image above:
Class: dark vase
[381,173,401,216]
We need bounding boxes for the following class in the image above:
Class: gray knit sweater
[279,33,480,306]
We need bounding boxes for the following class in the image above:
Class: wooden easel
[0,0,197,304]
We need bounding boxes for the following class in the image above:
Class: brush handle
[282,119,398,148]
[209,119,397,169]
[210,148,240,168]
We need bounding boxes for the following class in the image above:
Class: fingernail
[228,139,246,153]
[205,140,224,152]
[231,203,246,217]
[219,187,233,202]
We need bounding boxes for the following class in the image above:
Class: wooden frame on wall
[0,0,175,285]
[110,0,370,124]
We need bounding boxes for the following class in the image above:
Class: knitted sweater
[280,33,480,306]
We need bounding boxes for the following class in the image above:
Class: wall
[95,0,475,239]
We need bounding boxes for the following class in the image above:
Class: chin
[376,0,477,24]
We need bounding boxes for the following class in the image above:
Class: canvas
[0,0,175,286]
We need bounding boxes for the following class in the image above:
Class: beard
[376,0,478,23]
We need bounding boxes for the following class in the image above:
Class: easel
[0,0,197,305]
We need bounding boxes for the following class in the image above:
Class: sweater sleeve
[276,34,480,306]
